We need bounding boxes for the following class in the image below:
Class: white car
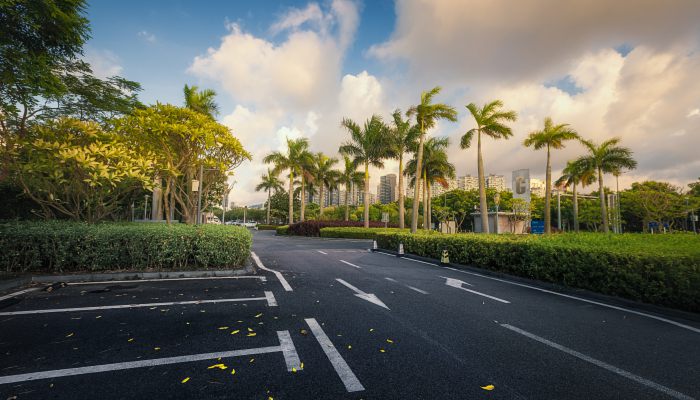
[243,221,257,228]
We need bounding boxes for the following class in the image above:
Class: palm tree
[523,117,579,234]
[461,100,517,233]
[387,109,420,229]
[297,153,316,221]
[338,155,364,221]
[555,159,595,232]
[406,87,458,233]
[577,138,637,233]
[339,115,391,228]
[406,137,454,229]
[183,84,219,117]
[313,152,340,220]
[256,169,283,224]
[263,138,312,224]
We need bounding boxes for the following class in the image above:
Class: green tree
[312,152,340,220]
[17,118,154,222]
[406,87,457,233]
[263,138,312,224]
[406,137,454,229]
[524,117,579,234]
[256,169,283,224]
[183,84,219,118]
[556,159,595,232]
[339,115,392,228]
[577,138,637,233]
[338,155,364,221]
[461,100,517,233]
[387,109,419,229]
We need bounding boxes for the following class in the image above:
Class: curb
[373,248,700,323]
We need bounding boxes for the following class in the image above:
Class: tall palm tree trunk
[598,167,608,233]
[344,187,350,221]
[422,171,428,229]
[411,123,425,233]
[427,180,432,229]
[572,183,579,232]
[266,189,271,225]
[477,130,489,233]
[398,157,405,229]
[363,163,370,228]
[319,185,325,220]
[300,175,306,221]
[544,146,552,234]
[288,171,294,224]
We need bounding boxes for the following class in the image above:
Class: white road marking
[0,296,272,316]
[335,279,390,310]
[384,277,429,295]
[403,257,438,266]
[251,251,293,292]
[305,318,365,392]
[317,250,328,255]
[0,330,299,385]
[339,260,362,269]
[68,276,265,285]
[264,291,278,307]
[0,287,39,302]
[441,276,510,304]
[501,324,694,400]
[277,330,301,371]
[444,268,700,333]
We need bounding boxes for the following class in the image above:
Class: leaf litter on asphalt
[481,385,495,391]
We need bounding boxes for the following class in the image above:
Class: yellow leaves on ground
[386,339,394,344]
[249,358,255,363]
[255,313,263,318]
[230,330,240,335]
[300,362,304,370]
[231,368,236,375]
[247,328,253,332]
[127,338,134,342]
[481,385,495,391]
[207,363,227,370]
[154,347,161,351]
[292,367,297,373]
[181,377,190,384]
[65,333,74,338]
[247,332,257,337]
[218,326,229,330]
[369,328,374,332]
[379,349,386,353]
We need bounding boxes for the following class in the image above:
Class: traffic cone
[397,243,404,257]
[441,249,450,264]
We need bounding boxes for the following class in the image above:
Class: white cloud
[688,108,700,118]
[83,48,123,78]
[138,30,157,43]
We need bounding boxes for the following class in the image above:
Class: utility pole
[196,164,203,224]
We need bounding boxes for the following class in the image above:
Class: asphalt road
[1,230,698,399]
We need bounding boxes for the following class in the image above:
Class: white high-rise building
[486,174,506,192]
[431,178,458,197]
[530,178,546,197]
[405,181,424,202]
[457,175,479,191]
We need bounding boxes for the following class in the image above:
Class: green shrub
[257,224,279,231]
[276,225,289,235]
[0,221,252,273]
[320,227,409,239]
[376,232,700,312]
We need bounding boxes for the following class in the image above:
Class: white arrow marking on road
[440,276,510,304]
[335,279,390,310]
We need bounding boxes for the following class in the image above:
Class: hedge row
[320,227,408,239]
[257,224,279,231]
[0,221,252,273]
[276,225,289,235]
[287,220,398,237]
[376,232,700,312]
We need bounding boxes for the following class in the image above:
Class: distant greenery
[0,221,252,273]
[375,231,700,311]
[320,227,408,239]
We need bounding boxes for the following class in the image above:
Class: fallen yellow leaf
[300,362,304,370]
[369,328,374,332]
[247,332,257,337]
[181,377,190,383]
[247,327,253,332]
[65,333,74,338]
[249,358,255,363]
[292,367,297,373]
[255,313,263,318]
[231,368,236,375]
[127,338,134,342]
[218,326,229,330]
[386,339,394,344]
[347,345,352,349]
[481,385,495,391]
[95,316,101,319]
[154,347,161,351]
[207,363,227,370]
[230,330,240,335]
[379,349,386,353]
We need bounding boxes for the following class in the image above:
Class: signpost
[381,212,389,228]
[531,220,544,234]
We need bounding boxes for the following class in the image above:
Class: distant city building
[457,175,479,191]
[431,177,458,197]
[486,174,506,192]
[378,174,398,204]
[405,181,424,202]
[248,203,265,209]
[358,191,379,205]
[530,178,546,197]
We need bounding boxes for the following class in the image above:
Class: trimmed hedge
[276,225,289,235]
[257,224,279,231]
[376,232,700,312]
[0,221,252,273]
[287,220,399,237]
[320,227,409,239]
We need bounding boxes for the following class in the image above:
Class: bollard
[372,240,378,251]
[397,243,404,257]
[441,249,450,264]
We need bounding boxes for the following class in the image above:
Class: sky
[85,0,700,206]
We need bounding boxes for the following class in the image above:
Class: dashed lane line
[251,251,293,292]
[317,250,328,255]
[384,277,429,295]
[0,287,39,302]
[339,260,362,269]
[305,318,365,393]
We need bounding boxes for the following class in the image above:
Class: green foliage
[276,225,290,235]
[376,231,700,312]
[257,224,279,230]
[320,227,409,239]
[0,221,252,272]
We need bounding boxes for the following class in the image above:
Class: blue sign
[531,220,545,234]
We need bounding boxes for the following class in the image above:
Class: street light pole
[196,164,203,224]
[557,190,561,231]
[494,192,500,234]
[143,195,149,221]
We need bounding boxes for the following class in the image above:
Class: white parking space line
[68,276,266,285]
[0,296,274,316]
[445,268,700,334]
[305,318,365,393]
[384,277,429,295]
[251,251,293,292]
[265,291,278,307]
[277,331,301,371]
[0,287,39,302]
[339,260,362,269]
[317,250,328,255]
[501,324,694,400]
[0,330,298,385]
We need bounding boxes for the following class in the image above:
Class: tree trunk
[572,183,579,232]
[411,121,425,233]
[363,163,370,228]
[544,145,551,234]
[319,183,325,220]
[266,188,271,224]
[598,167,608,233]
[288,170,294,224]
[426,179,432,229]
[344,184,350,221]
[477,130,489,233]
[422,171,427,229]
[300,174,306,221]
[398,156,405,229]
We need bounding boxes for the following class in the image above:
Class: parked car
[243,221,257,228]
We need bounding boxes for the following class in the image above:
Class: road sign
[381,212,389,222]
[531,220,544,234]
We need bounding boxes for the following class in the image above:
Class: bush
[287,220,399,237]
[376,232,700,312]
[276,225,289,235]
[257,224,279,231]
[320,227,409,239]
[0,221,252,273]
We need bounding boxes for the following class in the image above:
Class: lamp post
[494,192,501,234]
[143,194,150,221]
[557,189,562,231]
